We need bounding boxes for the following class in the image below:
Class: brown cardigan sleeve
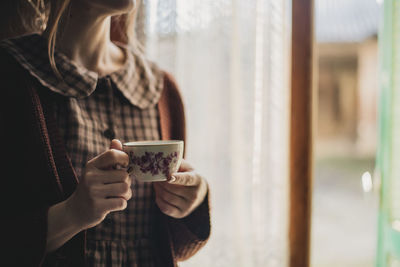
[167,193,211,261]
[159,72,211,261]
[0,49,63,266]
[0,49,86,267]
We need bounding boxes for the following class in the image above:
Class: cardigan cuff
[167,190,211,241]
[166,191,211,261]
[1,205,50,266]
[179,192,211,241]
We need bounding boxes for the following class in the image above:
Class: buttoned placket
[100,76,123,236]
[102,76,117,141]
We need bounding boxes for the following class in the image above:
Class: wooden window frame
[289,0,314,267]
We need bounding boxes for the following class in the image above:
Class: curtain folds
[140,1,291,266]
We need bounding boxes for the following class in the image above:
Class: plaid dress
[1,34,165,267]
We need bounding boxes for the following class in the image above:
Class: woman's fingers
[102,182,132,200]
[99,169,130,184]
[167,172,200,186]
[156,182,197,201]
[85,168,130,184]
[102,198,128,213]
[154,168,208,219]
[177,159,195,172]
[87,149,129,170]
[109,139,123,150]
[155,194,183,218]
[154,183,188,211]
[71,143,133,230]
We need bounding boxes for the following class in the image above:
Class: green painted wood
[376,0,400,266]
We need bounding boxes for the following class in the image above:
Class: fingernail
[169,175,176,183]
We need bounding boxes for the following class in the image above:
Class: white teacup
[123,140,184,182]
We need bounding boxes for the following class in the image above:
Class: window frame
[289,0,315,266]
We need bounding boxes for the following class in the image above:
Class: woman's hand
[153,160,208,219]
[66,139,132,230]
[46,139,131,252]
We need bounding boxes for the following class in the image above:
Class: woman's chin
[85,0,136,14]
[111,0,136,13]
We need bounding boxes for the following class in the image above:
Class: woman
[0,0,210,266]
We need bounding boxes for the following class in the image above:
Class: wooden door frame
[289,0,315,266]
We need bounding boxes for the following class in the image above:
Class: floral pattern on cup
[129,151,179,177]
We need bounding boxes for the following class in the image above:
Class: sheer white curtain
[140,0,291,266]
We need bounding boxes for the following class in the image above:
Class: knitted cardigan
[0,48,210,267]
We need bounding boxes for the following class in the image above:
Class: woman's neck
[54,5,125,76]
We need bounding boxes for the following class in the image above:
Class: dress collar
[0,34,163,109]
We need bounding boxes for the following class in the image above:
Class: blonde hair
[0,0,44,39]
[42,1,140,77]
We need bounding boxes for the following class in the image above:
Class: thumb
[110,139,123,151]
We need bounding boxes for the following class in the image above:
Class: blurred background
[136,0,382,266]
[312,0,381,266]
